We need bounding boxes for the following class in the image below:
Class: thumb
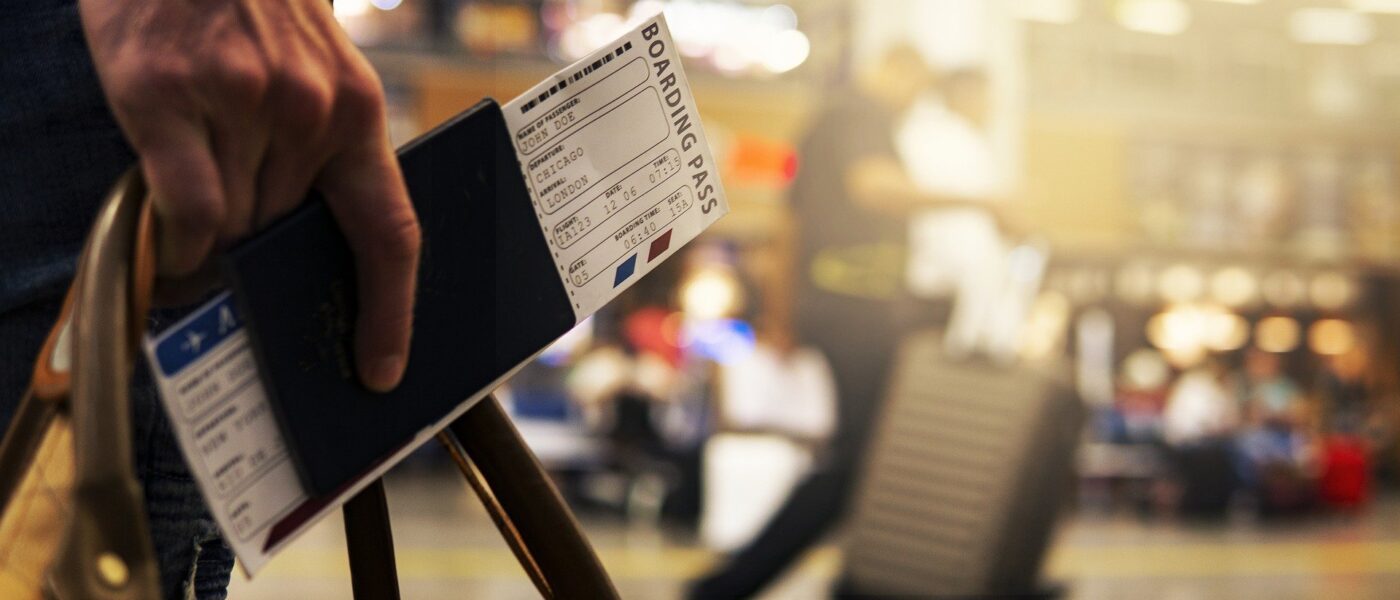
[317,140,421,392]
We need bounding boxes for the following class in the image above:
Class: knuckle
[203,55,269,107]
[334,69,387,126]
[112,61,192,107]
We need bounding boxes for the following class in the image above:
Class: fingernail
[367,354,405,392]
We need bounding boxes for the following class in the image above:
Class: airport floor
[227,470,1400,599]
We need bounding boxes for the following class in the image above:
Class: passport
[224,99,576,495]
[182,14,729,519]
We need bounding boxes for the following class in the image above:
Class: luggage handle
[16,167,619,599]
[6,167,164,599]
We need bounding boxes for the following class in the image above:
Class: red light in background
[726,134,798,188]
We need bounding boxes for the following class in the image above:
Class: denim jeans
[1,0,233,597]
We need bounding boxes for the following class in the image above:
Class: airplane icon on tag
[182,330,207,354]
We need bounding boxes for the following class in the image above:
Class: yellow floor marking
[250,545,843,581]
[1047,541,1400,578]
[248,537,1400,583]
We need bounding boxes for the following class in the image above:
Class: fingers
[253,141,322,227]
[254,61,336,226]
[82,0,420,393]
[209,117,268,243]
[137,117,225,277]
[118,39,270,276]
[318,138,420,393]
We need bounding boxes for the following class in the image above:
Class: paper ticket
[144,292,317,574]
[503,13,728,319]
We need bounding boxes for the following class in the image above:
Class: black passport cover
[224,99,577,496]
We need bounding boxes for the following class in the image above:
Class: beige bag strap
[3,168,163,599]
[437,397,621,600]
[1,165,619,599]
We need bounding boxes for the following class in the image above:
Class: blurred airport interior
[241,0,1400,598]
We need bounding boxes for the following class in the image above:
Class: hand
[80,0,420,392]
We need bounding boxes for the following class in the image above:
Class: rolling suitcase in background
[841,330,1082,597]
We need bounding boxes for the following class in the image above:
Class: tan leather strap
[443,397,621,600]
[44,168,161,599]
[436,426,553,599]
[342,480,401,599]
[28,166,154,403]
[28,289,77,403]
[0,391,59,519]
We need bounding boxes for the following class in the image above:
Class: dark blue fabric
[0,0,132,317]
[1,1,233,597]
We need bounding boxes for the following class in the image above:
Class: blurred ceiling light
[1261,271,1306,307]
[1147,306,1209,368]
[760,30,811,75]
[1122,348,1171,391]
[565,346,631,406]
[1255,316,1301,353]
[680,267,743,320]
[1146,303,1240,366]
[609,1,807,75]
[1145,311,1186,355]
[334,0,371,19]
[370,0,402,10]
[1351,0,1400,14]
[1210,267,1258,307]
[1160,346,1207,369]
[1203,311,1249,352]
[1014,0,1081,24]
[1290,7,1374,46]
[1020,291,1072,361]
[558,12,627,61]
[1158,264,1204,303]
[761,4,799,30]
[1117,0,1192,36]
[1309,319,1357,356]
[1309,271,1356,310]
[711,45,750,75]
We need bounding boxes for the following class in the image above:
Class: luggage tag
[142,13,726,574]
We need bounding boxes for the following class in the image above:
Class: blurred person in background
[1162,359,1240,450]
[1315,345,1382,509]
[897,67,1021,360]
[689,43,1009,600]
[1236,349,1317,513]
[1160,359,1241,516]
[1113,348,1172,444]
[1319,346,1372,437]
[1242,349,1305,429]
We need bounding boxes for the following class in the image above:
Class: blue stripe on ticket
[154,293,243,377]
[613,254,637,287]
